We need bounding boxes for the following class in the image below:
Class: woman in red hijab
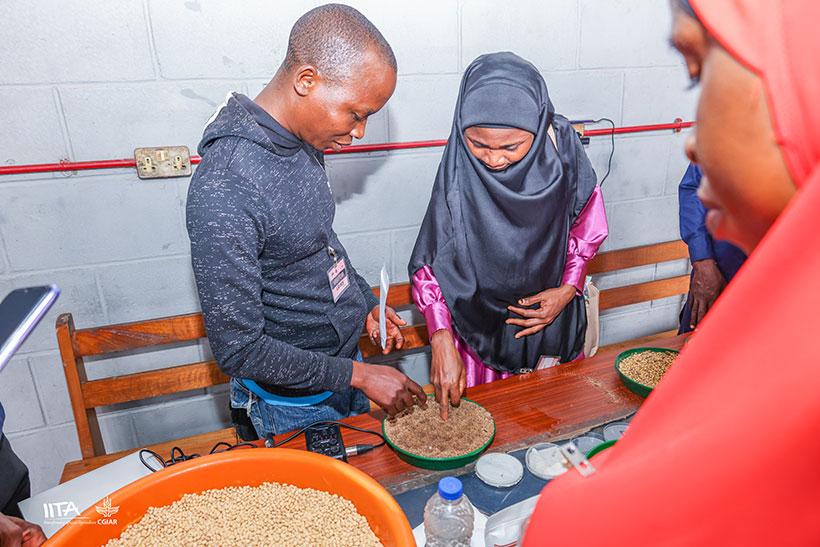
[524,0,820,544]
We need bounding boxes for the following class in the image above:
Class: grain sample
[100,482,381,547]
[384,399,494,458]
[619,350,677,388]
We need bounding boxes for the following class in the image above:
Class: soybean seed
[100,482,382,547]
[619,350,677,388]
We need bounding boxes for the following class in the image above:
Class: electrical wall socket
[134,146,192,179]
[571,123,590,145]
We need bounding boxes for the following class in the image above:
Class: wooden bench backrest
[56,312,223,458]
[588,240,690,309]
[58,240,689,458]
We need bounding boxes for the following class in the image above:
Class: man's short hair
[282,3,397,82]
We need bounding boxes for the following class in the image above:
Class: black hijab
[408,52,598,373]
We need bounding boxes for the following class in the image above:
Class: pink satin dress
[412,185,608,387]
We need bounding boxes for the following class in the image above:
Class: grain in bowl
[100,482,381,547]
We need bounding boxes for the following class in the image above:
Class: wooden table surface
[61,333,689,492]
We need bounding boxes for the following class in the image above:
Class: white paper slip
[379,264,389,349]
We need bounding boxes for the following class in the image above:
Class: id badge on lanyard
[327,246,350,303]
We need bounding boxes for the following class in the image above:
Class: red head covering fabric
[692,0,820,186]
[523,1,820,544]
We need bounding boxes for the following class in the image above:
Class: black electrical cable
[138,448,166,472]
[139,440,258,473]
[209,441,258,454]
[592,117,616,186]
[138,421,385,473]
[169,446,199,465]
[271,420,386,449]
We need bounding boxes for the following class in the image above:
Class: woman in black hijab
[409,52,608,419]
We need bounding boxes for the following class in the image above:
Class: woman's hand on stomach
[506,284,576,339]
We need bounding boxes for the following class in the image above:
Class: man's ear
[293,65,319,97]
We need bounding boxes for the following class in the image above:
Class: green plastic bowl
[586,439,617,459]
[382,396,496,470]
[614,347,680,398]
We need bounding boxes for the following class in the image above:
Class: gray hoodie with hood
[186,93,378,397]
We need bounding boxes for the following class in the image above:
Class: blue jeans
[230,379,370,437]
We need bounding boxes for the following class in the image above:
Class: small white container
[525,443,570,480]
[475,452,524,488]
[603,421,629,442]
[570,434,605,456]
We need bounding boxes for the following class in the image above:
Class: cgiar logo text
[94,497,120,524]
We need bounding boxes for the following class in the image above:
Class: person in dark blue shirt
[678,163,747,333]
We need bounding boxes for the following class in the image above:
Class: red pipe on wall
[0,158,142,175]
[584,118,692,137]
[0,120,693,176]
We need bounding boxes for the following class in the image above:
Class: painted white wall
[0,0,698,494]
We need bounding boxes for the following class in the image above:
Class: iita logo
[44,501,80,521]
[94,497,119,524]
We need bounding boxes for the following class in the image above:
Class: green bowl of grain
[382,395,496,470]
[615,347,680,398]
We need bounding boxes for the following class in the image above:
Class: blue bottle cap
[438,477,463,500]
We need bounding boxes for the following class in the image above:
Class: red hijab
[524,1,820,544]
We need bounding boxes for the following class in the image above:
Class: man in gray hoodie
[187,4,424,438]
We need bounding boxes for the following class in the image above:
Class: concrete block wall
[0,0,697,494]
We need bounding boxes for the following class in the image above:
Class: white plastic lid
[603,422,629,442]
[475,452,524,488]
[570,435,605,456]
[526,443,570,480]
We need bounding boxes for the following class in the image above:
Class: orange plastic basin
[45,448,414,546]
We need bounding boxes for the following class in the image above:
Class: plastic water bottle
[423,476,474,546]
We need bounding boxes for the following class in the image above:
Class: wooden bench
[58,239,689,479]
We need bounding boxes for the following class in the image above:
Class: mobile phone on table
[0,285,60,372]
